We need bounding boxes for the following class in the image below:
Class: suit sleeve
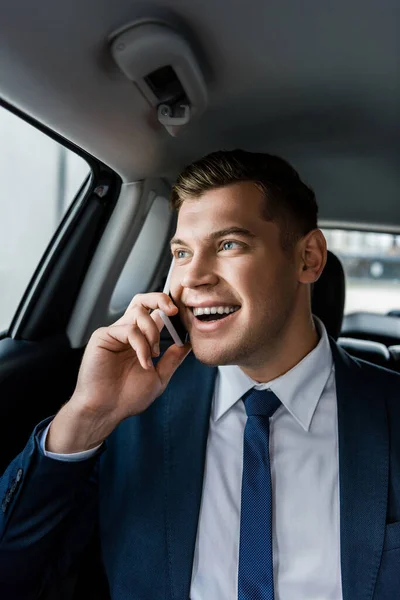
[0,416,105,599]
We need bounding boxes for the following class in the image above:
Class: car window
[322,228,400,315]
[0,106,91,333]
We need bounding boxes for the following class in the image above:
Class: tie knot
[242,388,281,418]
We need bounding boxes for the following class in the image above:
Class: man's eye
[175,249,190,259]
[221,241,242,251]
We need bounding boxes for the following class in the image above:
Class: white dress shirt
[41,317,342,600]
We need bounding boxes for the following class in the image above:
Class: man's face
[169,182,302,367]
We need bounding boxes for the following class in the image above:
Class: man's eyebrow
[169,227,256,247]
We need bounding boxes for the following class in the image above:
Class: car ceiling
[1,0,399,228]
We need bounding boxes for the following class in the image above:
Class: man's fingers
[127,292,178,315]
[155,342,192,387]
[102,293,183,366]
[107,324,154,370]
[150,308,165,333]
[111,308,164,355]
[136,311,162,355]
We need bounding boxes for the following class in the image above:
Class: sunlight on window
[0,107,90,332]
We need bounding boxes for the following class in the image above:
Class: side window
[0,106,91,333]
[322,228,400,315]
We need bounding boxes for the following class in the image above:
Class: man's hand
[46,293,191,453]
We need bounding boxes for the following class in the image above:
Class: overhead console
[110,18,208,136]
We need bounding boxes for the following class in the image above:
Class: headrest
[312,250,345,340]
[338,337,391,367]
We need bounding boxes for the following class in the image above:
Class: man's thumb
[156,342,192,387]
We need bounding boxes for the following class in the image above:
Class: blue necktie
[238,388,281,600]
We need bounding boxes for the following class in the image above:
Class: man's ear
[298,229,327,284]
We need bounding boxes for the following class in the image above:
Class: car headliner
[0,0,399,228]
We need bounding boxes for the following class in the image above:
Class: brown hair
[171,149,318,251]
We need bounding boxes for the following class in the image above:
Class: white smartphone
[159,259,188,347]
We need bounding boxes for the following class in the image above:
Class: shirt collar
[212,316,334,431]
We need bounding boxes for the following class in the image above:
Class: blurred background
[323,228,400,316]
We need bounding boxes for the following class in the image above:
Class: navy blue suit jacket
[1,341,400,600]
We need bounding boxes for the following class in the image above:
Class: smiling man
[168,154,325,380]
[1,150,400,600]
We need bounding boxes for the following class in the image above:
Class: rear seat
[312,250,397,371]
[389,345,400,372]
[338,337,392,368]
[311,250,345,342]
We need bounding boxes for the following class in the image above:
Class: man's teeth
[193,306,239,317]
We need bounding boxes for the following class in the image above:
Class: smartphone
[159,260,189,347]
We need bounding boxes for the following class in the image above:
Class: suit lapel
[163,354,217,600]
[331,341,389,600]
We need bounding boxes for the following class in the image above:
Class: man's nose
[180,256,219,288]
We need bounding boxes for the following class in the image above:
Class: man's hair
[171,149,318,251]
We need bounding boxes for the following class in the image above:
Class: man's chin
[190,340,242,367]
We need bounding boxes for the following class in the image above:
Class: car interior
[0,0,399,598]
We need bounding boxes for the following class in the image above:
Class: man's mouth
[190,305,241,322]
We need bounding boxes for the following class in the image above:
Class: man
[1,150,400,600]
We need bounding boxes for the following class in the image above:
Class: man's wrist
[45,402,116,453]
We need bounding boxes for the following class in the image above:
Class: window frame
[0,98,121,341]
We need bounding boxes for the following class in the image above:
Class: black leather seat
[389,345,400,372]
[312,251,394,369]
[311,250,345,341]
[339,337,392,368]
